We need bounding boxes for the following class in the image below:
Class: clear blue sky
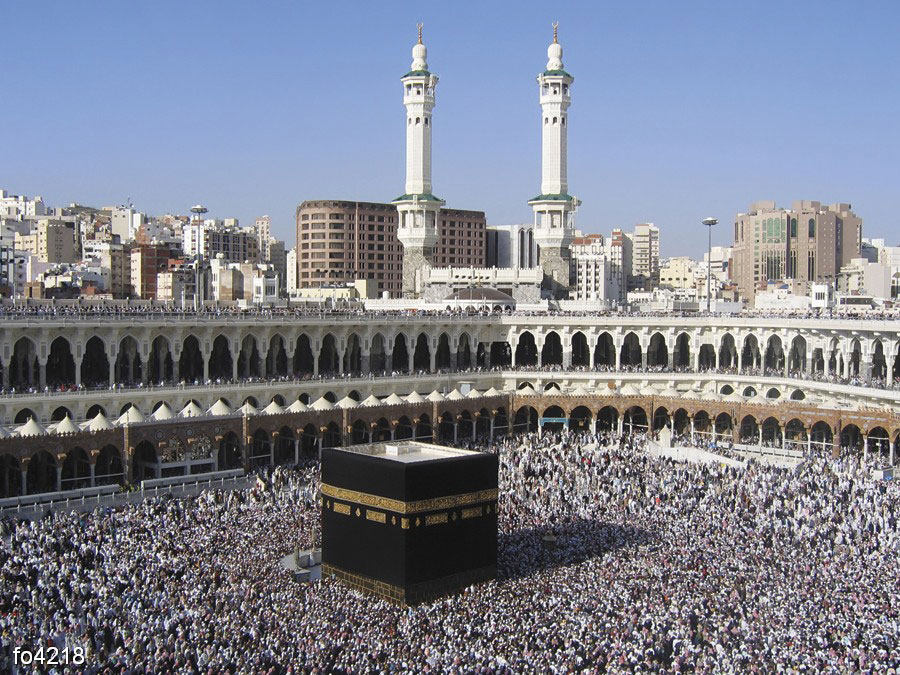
[3,1,898,256]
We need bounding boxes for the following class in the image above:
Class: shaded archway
[673,333,691,370]
[647,332,668,368]
[840,423,863,453]
[218,432,242,470]
[740,415,759,444]
[27,451,57,494]
[148,335,173,383]
[514,405,538,434]
[413,334,431,372]
[764,335,784,375]
[294,334,315,375]
[871,341,886,381]
[416,413,433,441]
[274,427,296,465]
[343,333,362,374]
[392,334,409,373]
[761,417,782,446]
[569,405,592,433]
[571,332,589,367]
[623,406,647,433]
[619,332,641,368]
[597,405,618,432]
[318,334,340,375]
[51,406,72,422]
[133,441,158,482]
[10,337,38,388]
[250,429,270,468]
[652,406,671,432]
[179,335,204,382]
[208,335,233,381]
[490,341,511,367]
[95,446,124,485]
[81,336,109,387]
[788,336,807,374]
[266,334,289,378]
[515,332,537,367]
[718,333,737,370]
[541,331,563,366]
[237,335,262,379]
[714,412,733,440]
[456,333,472,370]
[810,421,834,454]
[61,447,91,490]
[742,335,761,371]
[0,455,20,498]
[435,333,452,371]
[369,333,387,373]
[541,405,566,432]
[47,336,75,387]
[697,344,716,370]
[594,332,615,368]
[116,335,143,385]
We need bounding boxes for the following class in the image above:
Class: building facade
[732,200,862,305]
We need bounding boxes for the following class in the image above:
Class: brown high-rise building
[295,200,486,297]
[732,200,861,305]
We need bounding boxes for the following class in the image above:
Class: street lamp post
[702,217,718,313]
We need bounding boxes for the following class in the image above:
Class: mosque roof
[445,287,515,302]
[392,193,443,203]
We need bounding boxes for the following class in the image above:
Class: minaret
[528,23,579,298]
[395,24,444,297]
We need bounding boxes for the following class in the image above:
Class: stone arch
[647,332,668,368]
[456,333,472,370]
[238,334,262,379]
[350,419,369,444]
[714,412,733,440]
[300,424,319,458]
[740,415,759,444]
[50,406,72,422]
[541,331,563,366]
[766,387,781,399]
[369,333,387,373]
[619,332,641,368]
[93,447,124,483]
[218,432,242,470]
[761,417,782,445]
[594,332,615,368]
[14,408,37,424]
[840,423,863,452]
[571,331,589,367]
[541,404,566,432]
[266,334,289,378]
[790,389,805,401]
[785,418,807,450]
[718,333,737,369]
[490,340,511,367]
[209,334,233,381]
[392,334,409,373]
[47,336,76,387]
[514,405,538,434]
[179,335,204,382]
[294,334,315,375]
[652,406,671,431]
[742,386,757,397]
[515,331,538,367]
[395,415,414,441]
[848,339,862,377]
[672,409,691,435]
[132,440,158,482]
[697,344,716,370]
[693,410,712,440]
[764,335,784,374]
[0,455,20,498]
[623,405,648,432]
[719,384,734,395]
[788,335,807,374]
[318,334,340,375]
[86,404,107,419]
[413,333,431,372]
[81,336,110,387]
[148,335,173,383]
[597,405,619,432]
[569,405,592,432]
[27,450,57,494]
[416,413,433,441]
[343,333,362,374]
[116,335,143,385]
[274,426,295,465]
[435,333,453,371]
[673,332,691,370]
[61,447,91,490]
[742,334,761,371]
[250,429,270,468]
[810,421,834,453]
[810,347,825,374]
[871,340,886,380]
[10,336,38,388]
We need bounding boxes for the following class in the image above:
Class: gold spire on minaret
[552,22,558,43]
[417,23,423,44]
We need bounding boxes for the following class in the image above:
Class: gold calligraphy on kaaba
[333,502,351,515]
[366,509,387,523]
[461,507,483,519]
[320,483,498,514]
[425,513,448,526]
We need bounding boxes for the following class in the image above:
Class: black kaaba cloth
[320,441,498,604]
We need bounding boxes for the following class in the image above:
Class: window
[808,218,815,238]
[790,217,797,238]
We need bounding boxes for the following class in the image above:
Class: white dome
[86,412,114,432]
[383,393,406,406]
[180,401,205,418]
[483,387,502,397]
[681,389,702,400]
[239,402,258,416]
[547,41,563,70]
[570,385,591,397]
[53,415,79,435]
[360,395,381,407]
[151,403,175,421]
[117,406,144,425]
[446,389,465,401]
[406,391,426,404]
[18,417,47,437]
[310,397,333,411]
[517,385,537,396]
[426,390,445,402]
[411,41,427,71]
[335,396,358,410]
[619,383,641,396]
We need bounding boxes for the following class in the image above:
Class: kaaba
[320,441,498,605]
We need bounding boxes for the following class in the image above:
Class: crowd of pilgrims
[0,429,898,673]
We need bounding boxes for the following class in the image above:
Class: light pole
[701,217,718,312]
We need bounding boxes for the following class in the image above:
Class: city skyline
[3,1,899,256]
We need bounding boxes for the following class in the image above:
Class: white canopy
[18,417,47,437]
[85,412,114,432]
[180,401,205,418]
[239,401,259,416]
[263,400,285,415]
[426,390,445,402]
[208,399,233,416]
[53,415,80,435]
[335,396,358,409]
[287,399,309,413]
[360,395,382,407]
[151,403,175,421]
[405,391,426,404]
[382,393,405,406]
[117,406,144,425]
